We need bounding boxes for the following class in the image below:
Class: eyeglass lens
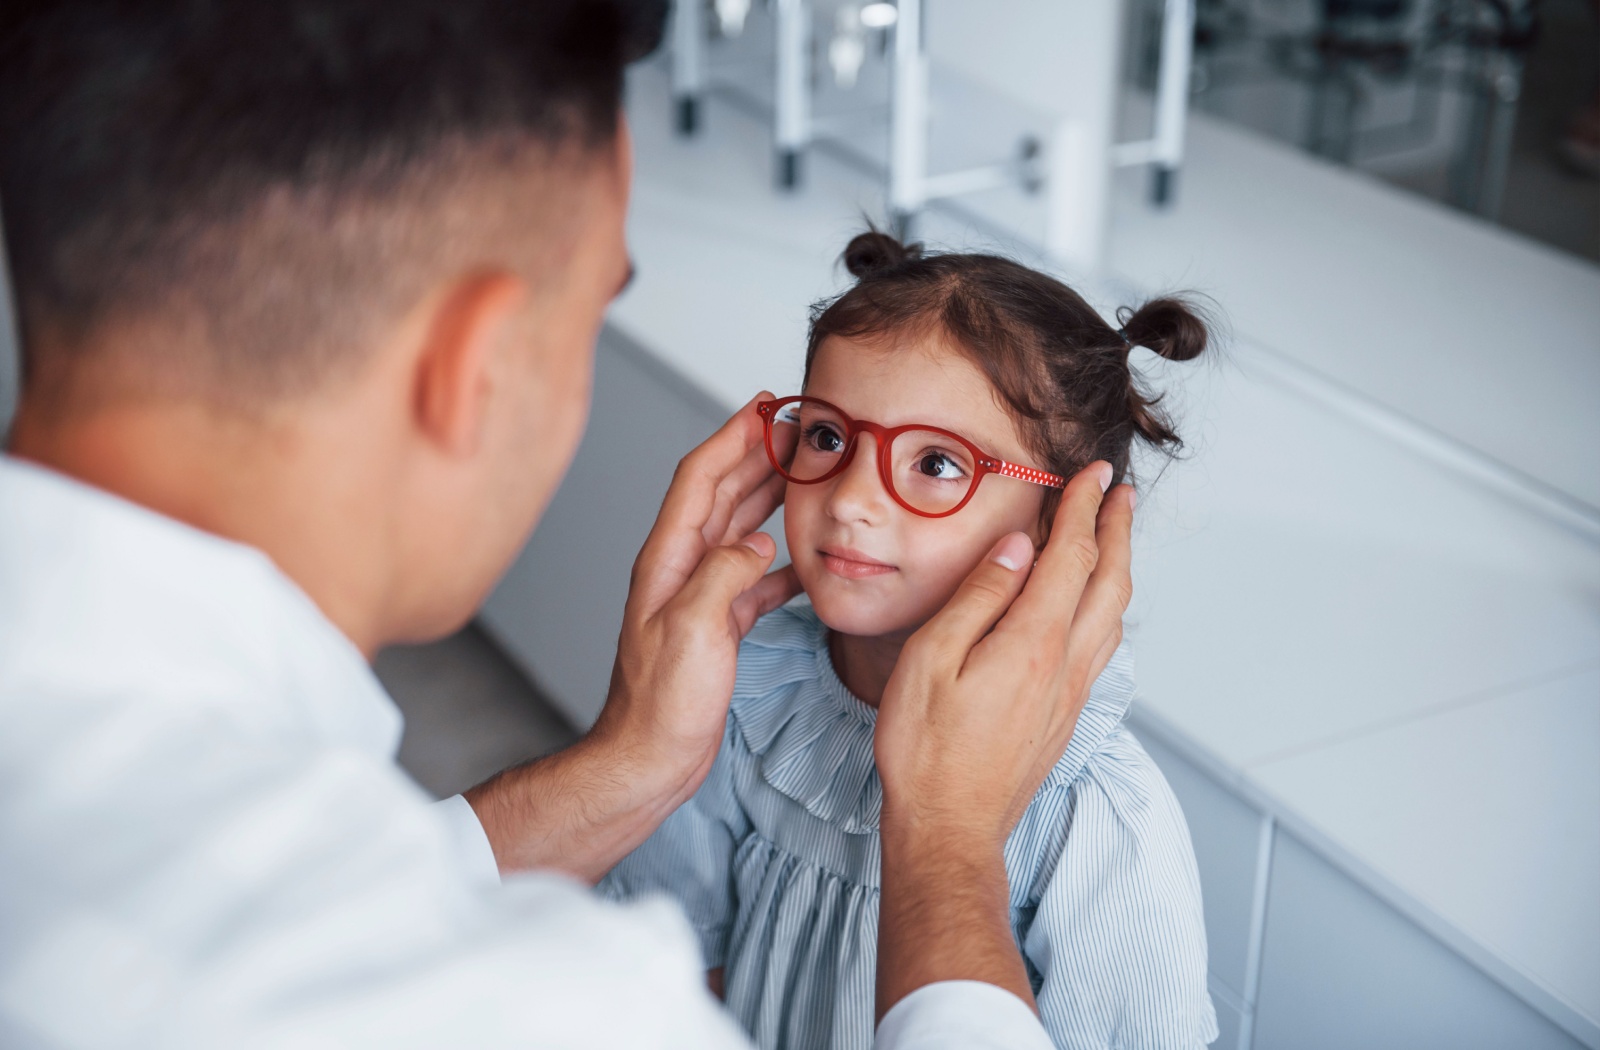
[769,399,978,515]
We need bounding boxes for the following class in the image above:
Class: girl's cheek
[902,531,984,603]
[917,515,1025,588]
[784,486,819,535]
[783,486,829,577]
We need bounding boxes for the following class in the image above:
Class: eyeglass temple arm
[981,457,1066,489]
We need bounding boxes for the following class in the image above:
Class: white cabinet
[1137,722,1588,1050]
[1140,730,1263,1004]
[1253,833,1582,1050]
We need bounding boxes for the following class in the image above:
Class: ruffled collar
[729,601,1137,836]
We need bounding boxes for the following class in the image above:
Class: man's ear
[412,270,527,457]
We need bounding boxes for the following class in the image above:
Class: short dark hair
[808,230,1214,524]
[0,0,665,399]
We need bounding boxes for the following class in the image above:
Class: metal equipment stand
[672,0,706,135]
[775,0,811,188]
[1114,0,1199,205]
[667,0,1198,268]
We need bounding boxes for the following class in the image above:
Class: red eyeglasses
[757,395,1064,518]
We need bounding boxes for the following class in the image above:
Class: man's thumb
[917,532,1034,655]
[670,532,779,620]
[737,532,777,560]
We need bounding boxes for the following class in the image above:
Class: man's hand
[467,395,799,881]
[594,392,801,788]
[875,463,1135,1019]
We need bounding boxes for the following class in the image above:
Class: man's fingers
[632,393,773,607]
[1064,483,1135,666]
[1005,462,1113,639]
[664,531,780,634]
[704,443,782,545]
[1086,483,1134,618]
[912,532,1034,664]
[656,394,769,540]
[730,563,802,636]
[1082,618,1124,699]
[719,471,787,547]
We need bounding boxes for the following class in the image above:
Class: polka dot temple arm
[990,460,1066,488]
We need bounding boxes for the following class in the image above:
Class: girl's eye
[804,423,846,454]
[914,450,967,480]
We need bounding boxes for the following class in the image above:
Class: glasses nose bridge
[849,418,892,448]
[847,418,899,489]
[823,417,890,503]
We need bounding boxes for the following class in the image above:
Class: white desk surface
[613,58,1600,1038]
[1106,116,1600,513]
[1129,349,1600,1036]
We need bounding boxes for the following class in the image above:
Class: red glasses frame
[757,395,1065,519]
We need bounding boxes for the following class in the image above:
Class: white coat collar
[0,454,401,759]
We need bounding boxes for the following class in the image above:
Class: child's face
[784,333,1047,641]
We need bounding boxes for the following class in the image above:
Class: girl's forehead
[807,334,1027,453]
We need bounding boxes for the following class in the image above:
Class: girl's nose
[825,433,891,525]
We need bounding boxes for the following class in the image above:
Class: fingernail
[1097,464,1113,493]
[990,532,1032,571]
[1127,485,1138,511]
[740,532,774,556]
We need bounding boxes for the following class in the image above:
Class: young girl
[602,231,1218,1050]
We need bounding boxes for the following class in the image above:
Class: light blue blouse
[600,602,1218,1050]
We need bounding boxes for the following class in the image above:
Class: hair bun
[1119,296,1210,363]
[842,229,921,278]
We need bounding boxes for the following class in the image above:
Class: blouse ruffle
[727,602,1137,838]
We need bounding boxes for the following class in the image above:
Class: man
[0,2,1136,1046]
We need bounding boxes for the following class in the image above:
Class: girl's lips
[819,548,898,579]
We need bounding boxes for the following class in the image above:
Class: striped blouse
[600,602,1219,1050]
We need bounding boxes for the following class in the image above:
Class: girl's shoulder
[1010,716,1200,912]
[1006,643,1150,863]
[1039,640,1139,795]
[1057,725,1170,837]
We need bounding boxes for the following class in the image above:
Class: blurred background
[1,1,1595,1047]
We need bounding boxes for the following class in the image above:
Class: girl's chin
[804,583,927,639]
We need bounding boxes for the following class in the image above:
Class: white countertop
[612,55,1600,1042]
[1106,115,1600,513]
[1127,346,1600,1037]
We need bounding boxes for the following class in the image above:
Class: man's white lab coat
[0,457,1050,1049]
